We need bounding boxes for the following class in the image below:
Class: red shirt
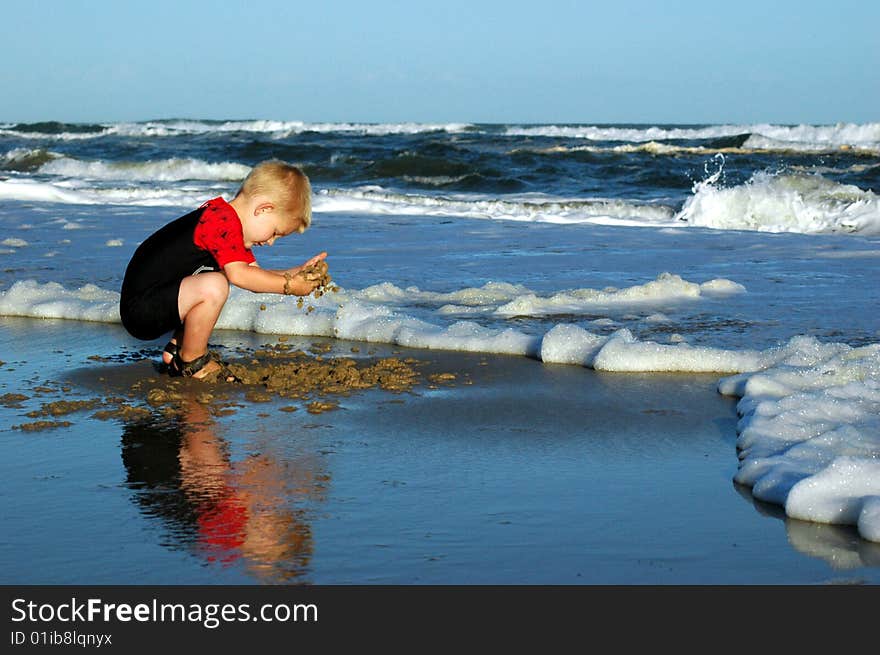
[193,197,256,268]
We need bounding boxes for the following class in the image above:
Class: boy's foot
[169,351,239,383]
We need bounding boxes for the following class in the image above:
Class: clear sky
[1,0,877,125]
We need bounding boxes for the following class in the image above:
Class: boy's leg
[176,272,230,376]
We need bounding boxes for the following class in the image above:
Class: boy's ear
[254,202,274,216]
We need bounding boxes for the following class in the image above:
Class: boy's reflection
[120,398,322,582]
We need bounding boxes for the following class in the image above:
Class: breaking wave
[677,167,880,235]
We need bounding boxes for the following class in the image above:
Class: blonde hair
[236,160,312,232]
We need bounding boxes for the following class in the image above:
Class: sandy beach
[3,316,879,584]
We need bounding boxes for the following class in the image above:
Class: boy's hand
[285,252,328,278]
[303,252,328,269]
[299,259,328,282]
[288,257,331,296]
[294,275,322,295]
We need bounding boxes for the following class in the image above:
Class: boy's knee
[200,273,230,306]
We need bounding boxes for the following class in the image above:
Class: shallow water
[3,318,880,584]
[3,204,879,351]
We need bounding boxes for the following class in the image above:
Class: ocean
[1,119,879,582]
[3,119,879,230]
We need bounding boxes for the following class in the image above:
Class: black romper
[120,206,222,341]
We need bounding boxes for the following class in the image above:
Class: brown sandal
[169,351,240,383]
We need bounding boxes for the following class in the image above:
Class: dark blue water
[2,120,878,210]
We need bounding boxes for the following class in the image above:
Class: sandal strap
[173,351,216,377]
[169,350,241,383]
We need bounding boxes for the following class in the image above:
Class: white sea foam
[315,187,678,226]
[0,128,111,141]
[114,120,472,137]
[525,139,879,156]
[588,329,765,373]
[743,123,880,150]
[0,280,120,323]
[340,274,742,320]
[518,142,736,157]
[504,122,880,152]
[677,170,880,235]
[39,157,251,182]
[0,274,743,352]
[0,178,92,204]
[494,273,745,317]
[212,289,542,356]
[333,300,541,355]
[0,273,739,333]
[538,324,609,366]
[540,324,770,373]
[273,121,473,137]
[0,177,206,207]
[1,238,28,247]
[717,340,880,542]
[506,124,754,141]
[0,120,473,140]
[356,280,530,307]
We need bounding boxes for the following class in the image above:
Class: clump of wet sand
[295,260,339,312]
[11,395,152,431]
[14,420,73,432]
[225,346,424,397]
[306,400,338,414]
[1,393,29,407]
[15,343,464,430]
[26,399,102,418]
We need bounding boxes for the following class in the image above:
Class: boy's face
[244,207,304,249]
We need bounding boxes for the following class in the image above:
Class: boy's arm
[223,261,321,296]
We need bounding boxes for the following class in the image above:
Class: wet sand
[2,316,880,584]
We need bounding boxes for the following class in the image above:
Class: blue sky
[1,0,877,124]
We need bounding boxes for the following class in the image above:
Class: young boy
[120,160,327,380]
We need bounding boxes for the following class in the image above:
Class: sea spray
[677,167,880,234]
